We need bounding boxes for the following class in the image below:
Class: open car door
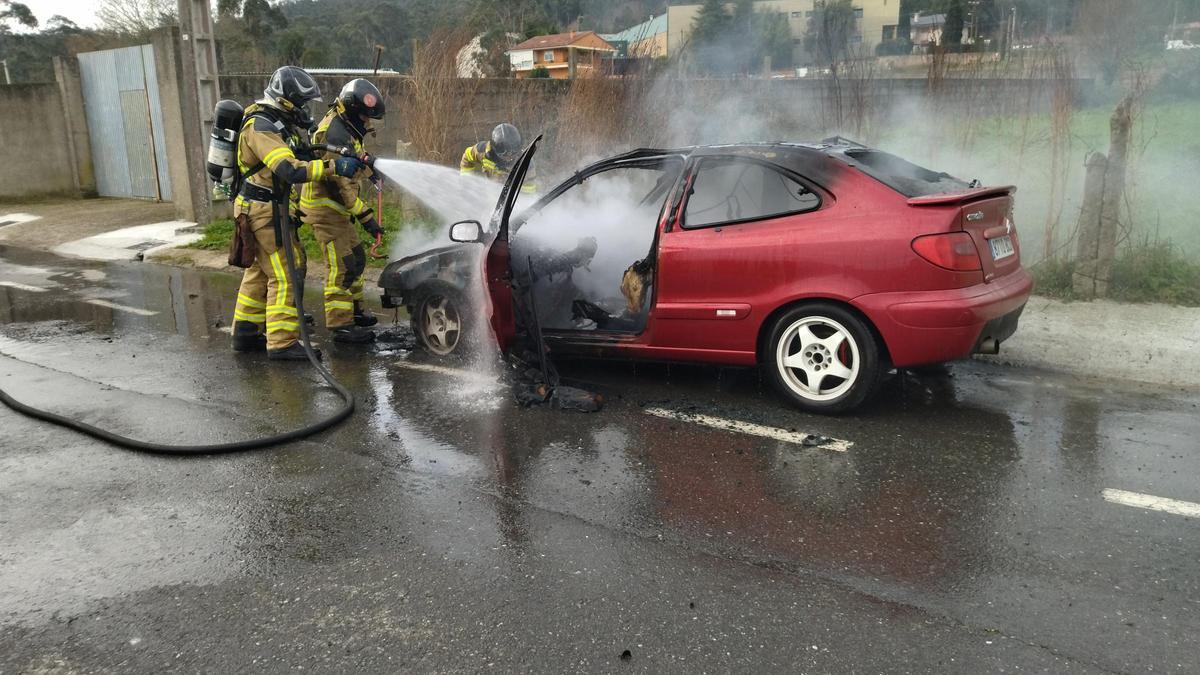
[482,136,540,355]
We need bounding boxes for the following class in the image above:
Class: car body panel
[854,266,1032,366]
[482,136,541,353]
[381,139,1034,376]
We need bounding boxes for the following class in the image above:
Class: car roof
[590,140,864,189]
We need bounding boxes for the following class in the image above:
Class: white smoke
[372,159,503,259]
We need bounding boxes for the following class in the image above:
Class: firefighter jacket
[234,102,331,227]
[460,141,536,193]
[300,109,374,227]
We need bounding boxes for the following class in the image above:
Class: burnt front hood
[379,242,476,293]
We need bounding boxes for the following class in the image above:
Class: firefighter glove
[359,213,383,238]
[333,156,364,178]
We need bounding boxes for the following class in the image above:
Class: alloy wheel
[774,316,861,402]
[420,295,461,356]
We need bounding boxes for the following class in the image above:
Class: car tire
[410,282,472,358]
[763,303,883,414]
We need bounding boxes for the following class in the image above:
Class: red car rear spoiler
[906,185,1016,207]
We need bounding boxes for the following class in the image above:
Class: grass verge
[1031,241,1200,306]
[186,204,427,269]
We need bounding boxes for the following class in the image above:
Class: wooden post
[1072,96,1132,298]
[1096,96,1132,296]
[1072,151,1108,297]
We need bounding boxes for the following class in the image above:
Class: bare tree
[97,0,176,36]
[1074,0,1158,85]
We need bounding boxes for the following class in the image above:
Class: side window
[682,158,821,229]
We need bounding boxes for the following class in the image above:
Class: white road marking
[1103,488,1200,519]
[0,281,48,293]
[642,407,852,452]
[390,360,505,388]
[85,299,159,316]
[0,212,41,226]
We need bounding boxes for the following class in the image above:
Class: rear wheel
[410,284,471,358]
[763,303,883,414]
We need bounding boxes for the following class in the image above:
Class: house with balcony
[506,31,619,79]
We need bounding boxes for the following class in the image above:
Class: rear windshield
[841,149,969,197]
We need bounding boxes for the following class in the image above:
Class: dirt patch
[0,197,176,249]
[978,295,1200,390]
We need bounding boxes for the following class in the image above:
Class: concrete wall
[53,56,96,195]
[0,84,76,199]
[220,76,574,165]
[222,74,1085,168]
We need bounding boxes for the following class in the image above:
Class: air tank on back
[207,99,245,192]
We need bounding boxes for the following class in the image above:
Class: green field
[876,99,1200,261]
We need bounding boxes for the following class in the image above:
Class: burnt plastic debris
[550,386,604,412]
[375,324,419,350]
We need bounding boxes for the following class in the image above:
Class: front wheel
[763,303,883,414]
[410,283,472,358]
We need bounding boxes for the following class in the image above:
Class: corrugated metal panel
[79,49,132,198]
[77,44,172,201]
[120,90,157,199]
[141,44,172,200]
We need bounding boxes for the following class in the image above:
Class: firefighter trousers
[311,220,366,329]
[234,216,308,351]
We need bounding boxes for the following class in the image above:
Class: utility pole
[1,60,9,85]
[177,0,219,142]
[175,0,219,225]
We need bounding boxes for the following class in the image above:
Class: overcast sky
[28,0,101,30]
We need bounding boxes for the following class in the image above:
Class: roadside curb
[976,296,1200,391]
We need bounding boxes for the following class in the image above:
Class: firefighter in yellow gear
[230,66,365,361]
[460,123,536,193]
[300,78,386,344]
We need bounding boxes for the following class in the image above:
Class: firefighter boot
[332,325,376,344]
[231,320,266,352]
[268,343,322,361]
[354,308,378,327]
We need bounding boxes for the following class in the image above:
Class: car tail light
[911,232,982,271]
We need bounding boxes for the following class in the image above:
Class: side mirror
[448,220,484,244]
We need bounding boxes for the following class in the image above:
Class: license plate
[989,235,1015,260]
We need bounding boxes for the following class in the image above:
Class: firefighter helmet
[264,66,322,128]
[490,123,523,164]
[336,78,386,135]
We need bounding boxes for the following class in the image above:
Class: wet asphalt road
[1,245,1198,673]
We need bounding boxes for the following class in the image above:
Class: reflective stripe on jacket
[237,103,330,197]
[300,109,373,226]
[459,140,536,193]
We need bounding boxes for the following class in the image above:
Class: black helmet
[336,78,385,135]
[264,66,322,128]
[490,123,522,164]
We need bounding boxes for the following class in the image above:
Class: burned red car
[380,138,1031,413]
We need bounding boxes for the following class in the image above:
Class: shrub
[1109,241,1200,306]
[1031,242,1200,307]
[528,66,551,79]
[1030,256,1078,300]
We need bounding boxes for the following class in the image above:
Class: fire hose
[0,172,356,454]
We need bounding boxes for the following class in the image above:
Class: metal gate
[78,45,172,201]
